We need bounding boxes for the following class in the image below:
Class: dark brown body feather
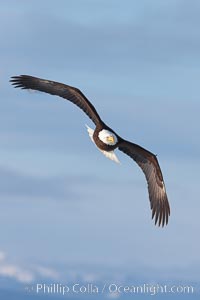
[10,75,170,227]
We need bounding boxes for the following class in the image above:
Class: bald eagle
[10,75,170,227]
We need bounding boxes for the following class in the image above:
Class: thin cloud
[34,266,59,280]
[0,251,60,284]
[0,165,80,201]
[0,252,34,283]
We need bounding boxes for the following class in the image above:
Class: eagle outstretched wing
[10,75,102,125]
[118,140,170,226]
[10,74,170,227]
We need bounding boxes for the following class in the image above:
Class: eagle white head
[98,129,118,145]
[86,125,120,163]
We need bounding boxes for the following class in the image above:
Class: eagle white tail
[85,125,120,164]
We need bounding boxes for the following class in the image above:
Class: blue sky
[0,0,200,299]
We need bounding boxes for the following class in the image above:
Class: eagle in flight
[10,75,170,227]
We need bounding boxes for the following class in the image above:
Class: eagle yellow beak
[107,136,115,143]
